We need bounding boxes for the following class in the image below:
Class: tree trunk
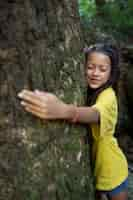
[0,1,94,199]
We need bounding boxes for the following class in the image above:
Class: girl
[18,44,128,200]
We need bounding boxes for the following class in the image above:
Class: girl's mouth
[89,78,100,83]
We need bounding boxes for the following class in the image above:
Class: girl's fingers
[34,90,48,96]
[25,106,47,119]
[21,101,47,116]
[34,90,56,100]
[18,90,48,106]
[18,90,39,103]
[21,100,47,109]
[18,89,59,120]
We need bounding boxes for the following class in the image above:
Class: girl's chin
[86,80,102,89]
[88,83,101,89]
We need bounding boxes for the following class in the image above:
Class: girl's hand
[18,89,69,120]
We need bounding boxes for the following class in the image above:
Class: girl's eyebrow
[87,63,109,67]
[99,64,109,68]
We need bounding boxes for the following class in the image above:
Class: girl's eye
[100,67,107,72]
[100,66,108,72]
[87,64,94,69]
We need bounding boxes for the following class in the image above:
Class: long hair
[84,44,120,170]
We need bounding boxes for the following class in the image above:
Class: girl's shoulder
[96,87,117,104]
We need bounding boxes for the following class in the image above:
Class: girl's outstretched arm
[18,89,99,124]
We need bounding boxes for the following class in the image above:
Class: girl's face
[85,52,111,89]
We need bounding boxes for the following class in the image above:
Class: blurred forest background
[79,0,133,161]
[0,0,133,199]
[79,1,133,198]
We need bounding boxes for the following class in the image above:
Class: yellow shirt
[91,87,128,190]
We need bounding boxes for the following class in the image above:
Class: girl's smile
[86,52,111,89]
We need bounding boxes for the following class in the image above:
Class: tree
[0,1,94,199]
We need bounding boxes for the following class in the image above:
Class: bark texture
[0,1,94,200]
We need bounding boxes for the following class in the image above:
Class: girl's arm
[64,104,99,123]
[18,89,100,124]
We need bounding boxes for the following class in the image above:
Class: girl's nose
[93,67,99,76]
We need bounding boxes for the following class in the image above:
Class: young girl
[18,44,128,200]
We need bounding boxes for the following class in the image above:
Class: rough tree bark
[0,1,94,200]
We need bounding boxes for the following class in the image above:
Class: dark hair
[84,43,120,105]
[84,44,120,165]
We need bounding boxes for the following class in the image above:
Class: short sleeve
[92,88,118,137]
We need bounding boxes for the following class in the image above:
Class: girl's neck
[87,83,112,106]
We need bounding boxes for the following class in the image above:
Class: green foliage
[78,0,96,21]
[101,0,133,36]
[78,0,133,39]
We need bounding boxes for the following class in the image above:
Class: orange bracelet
[71,106,79,123]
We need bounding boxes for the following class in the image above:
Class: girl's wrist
[63,104,79,122]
